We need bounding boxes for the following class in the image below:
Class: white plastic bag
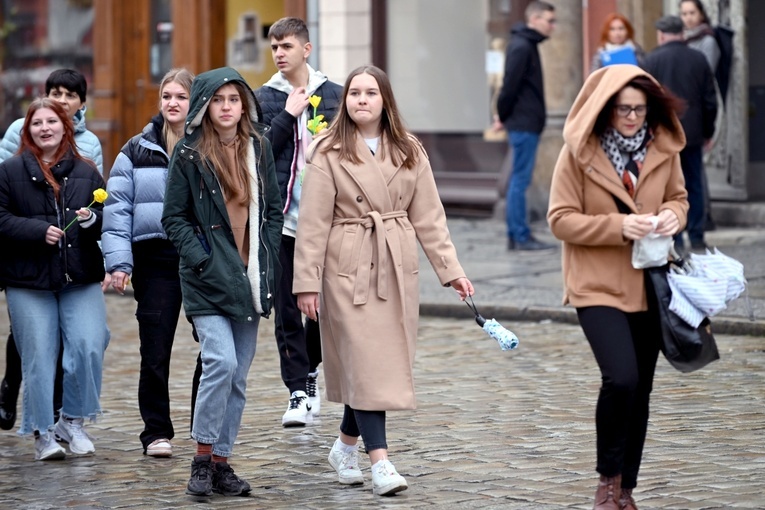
[632,217,672,269]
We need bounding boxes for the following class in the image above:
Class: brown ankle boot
[593,474,621,510]
[619,488,638,509]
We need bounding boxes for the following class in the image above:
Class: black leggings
[576,306,661,490]
[340,405,387,452]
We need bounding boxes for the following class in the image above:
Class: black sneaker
[0,378,18,431]
[213,461,251,496]
[186,454,214,496]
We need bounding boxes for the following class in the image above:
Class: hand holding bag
[645,258,720,373]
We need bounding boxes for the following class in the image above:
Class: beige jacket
[294,133,465,410]
[547,65,689,312]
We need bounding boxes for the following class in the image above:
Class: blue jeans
[191,314,259,458]
[6,284,109,435]
[506,131,541,243]
[680,145,705,244]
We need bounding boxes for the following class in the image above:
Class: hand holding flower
[63,188,109,232]
[45,225,64,245]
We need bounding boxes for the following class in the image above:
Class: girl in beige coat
[548,65,688,509]
[294,65,473,496]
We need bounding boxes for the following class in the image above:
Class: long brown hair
[594,76,686,136]
[159,68,194,156]
[19,98,82,199]
[598,13,636,46]
[321,65,419,169]
[196,81,259,205]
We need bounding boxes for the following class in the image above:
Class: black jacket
[643,41,717,147]
[0,150,105,290]
[255,80,342,210]
[497,23,548,134]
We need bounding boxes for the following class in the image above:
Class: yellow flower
[307,114,328,135]
[93,188,109,203]
[309,95,322,109]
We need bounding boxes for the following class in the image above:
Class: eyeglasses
[614,105,648,117]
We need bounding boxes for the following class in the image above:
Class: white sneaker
[328,439,364,485]
[34,430,66,461]
[281,391,312,427]
[55,416,95,455]
[306,370,320,416]
[146,438,173,457]
[372,459,408,496]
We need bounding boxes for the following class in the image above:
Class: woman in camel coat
[548,65,688,509]
[294,65,473,496]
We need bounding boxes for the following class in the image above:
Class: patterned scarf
[600,123,650,197]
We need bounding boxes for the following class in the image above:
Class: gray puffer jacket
[102,115,173,274]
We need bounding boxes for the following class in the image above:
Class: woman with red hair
[590,13,645,73]
[0,98,108,461]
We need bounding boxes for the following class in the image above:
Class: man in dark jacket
[644,15,717,251]
[254,17,342,428]
[496,1,556,251]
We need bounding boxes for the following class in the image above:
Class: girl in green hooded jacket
[162,67,283,498]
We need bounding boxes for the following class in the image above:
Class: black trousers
[131,246,183,450]
[340,405,387,452]
[274,235,322,394]
[576,306,661,489]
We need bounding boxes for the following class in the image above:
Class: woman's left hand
[76,207,93,221]
[450,277,475,301]
[655,209,680,236]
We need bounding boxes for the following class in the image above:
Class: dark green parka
[162,67,283,322]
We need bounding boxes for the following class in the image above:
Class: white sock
[335,438,358,453]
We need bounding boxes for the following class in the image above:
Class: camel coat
[547,65,689,312]
[293,133,465,410]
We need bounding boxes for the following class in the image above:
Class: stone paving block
[0,293,764,508]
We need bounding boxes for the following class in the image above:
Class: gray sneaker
[54,416,95,455]
[34,430,66,461]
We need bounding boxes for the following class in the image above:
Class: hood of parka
[185,66,266,139]
[562,64,685,166]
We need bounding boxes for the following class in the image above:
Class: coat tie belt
[333,210,408,305]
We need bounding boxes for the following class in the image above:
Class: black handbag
[645,261,720,373]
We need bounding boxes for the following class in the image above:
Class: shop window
[0,0,94,134]
[150,0,173,83]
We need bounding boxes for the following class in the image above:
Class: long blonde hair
[158,68,194,156]
[196,81,259,205]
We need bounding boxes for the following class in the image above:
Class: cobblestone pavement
[0,292,763,509]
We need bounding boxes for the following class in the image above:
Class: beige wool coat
[293,133,466,410]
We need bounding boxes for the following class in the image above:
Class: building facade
[0,0,760,210]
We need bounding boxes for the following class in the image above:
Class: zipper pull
[199,179,204,199]
[65,273,72,283]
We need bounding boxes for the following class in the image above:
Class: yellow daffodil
[93,188,109,203]
[63,188,109,232]
[306,96,328,135]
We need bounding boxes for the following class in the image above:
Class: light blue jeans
[6,284,109,435]
[506,131,541,243]
[191,314,259,458]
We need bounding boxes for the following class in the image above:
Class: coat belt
[333,210,408,305]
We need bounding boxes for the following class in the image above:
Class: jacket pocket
[337,228,356,277]
[568,245,624,296]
